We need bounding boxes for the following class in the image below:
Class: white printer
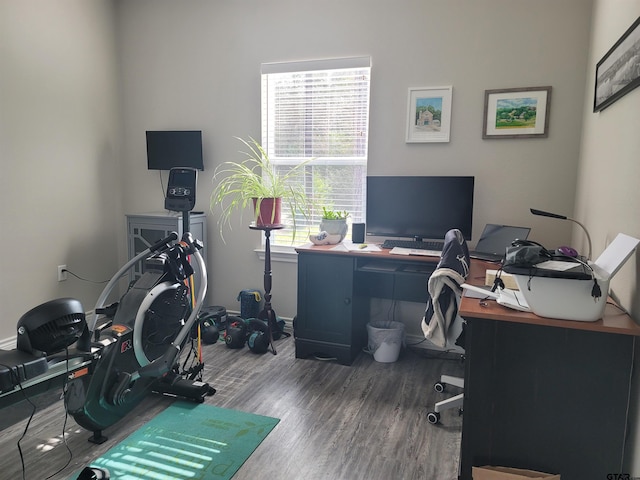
[500,233,638,321]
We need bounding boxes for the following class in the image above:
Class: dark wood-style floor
[0,331,463,480]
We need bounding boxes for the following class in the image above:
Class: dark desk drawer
[354,267,432,303]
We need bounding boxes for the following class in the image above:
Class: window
[261,57,371,246]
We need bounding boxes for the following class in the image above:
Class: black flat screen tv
[366,176,475,241]
[146,130,204,171]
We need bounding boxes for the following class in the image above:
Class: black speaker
[352,223,365,243]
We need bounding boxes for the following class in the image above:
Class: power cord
[3,350,78,479]
[159,169,167,198]
[405,337,427,347]
[528,254,602,300]
[45,347,73,479]
[0,363,36,480]
[61,268,110,284]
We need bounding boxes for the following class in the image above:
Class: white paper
[336,242,382,252]
[389,246,440,257]
[534,260,581,272]
[594,233,640,278]
[461,283,530,312]
[462,284,495,299]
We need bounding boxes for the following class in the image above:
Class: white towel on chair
[421,267,464,348]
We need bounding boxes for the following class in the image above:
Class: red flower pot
[253,197,282,226]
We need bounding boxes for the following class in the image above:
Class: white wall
[578,1,640,473]
[0,0,122,339]
[577,1,640,317]
[114,0,593,324]
[4,0,640,471]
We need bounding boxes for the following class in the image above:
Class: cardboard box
[472,466,560,480]
[485,269,518,290]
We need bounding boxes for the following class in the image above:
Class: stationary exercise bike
[0,167,214,445]
[64,229,212,443]
[65,167,212,442]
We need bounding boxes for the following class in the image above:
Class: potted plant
[319,207,349,242]
[210,137,310,240]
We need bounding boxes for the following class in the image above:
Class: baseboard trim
[271,314,461,355]
[0,315,459,355]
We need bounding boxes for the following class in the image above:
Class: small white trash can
[367,321,405,363]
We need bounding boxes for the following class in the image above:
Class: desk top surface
[462,257,640,336]
[296,244,640,336]
[296,244,443,262]
[460,294,640,336]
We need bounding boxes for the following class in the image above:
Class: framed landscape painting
[482,86,551,139]
[406,86,452,143]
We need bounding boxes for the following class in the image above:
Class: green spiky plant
[321,207,350,220]
[210,136,310,241]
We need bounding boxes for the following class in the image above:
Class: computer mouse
[557,245,578,257]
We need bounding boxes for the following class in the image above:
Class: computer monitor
[146,130,204,171]
[366,176,474,241]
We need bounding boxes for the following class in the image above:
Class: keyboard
[381,239,444,251]
[389,247,441,257]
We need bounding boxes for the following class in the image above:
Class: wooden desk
[295,245,442,365]
[295,246,640,478]
[459,276,640,480]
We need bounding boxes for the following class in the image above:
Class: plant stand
[249,223,284,355]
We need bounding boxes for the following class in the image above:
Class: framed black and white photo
[594,16,640,112]
[405,86,452,143]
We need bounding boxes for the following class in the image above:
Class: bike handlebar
[149,232,179,253]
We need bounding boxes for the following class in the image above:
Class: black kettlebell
[247,330,269,354]
[224,316,247,349]
[200,319,220,344]
[247,319,270,354]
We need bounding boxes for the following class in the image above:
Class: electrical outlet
[58,265,68,282]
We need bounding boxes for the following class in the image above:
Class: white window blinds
[261,57,371,245]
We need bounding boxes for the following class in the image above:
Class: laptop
[469,224,531,262]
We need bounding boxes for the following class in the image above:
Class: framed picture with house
[405,86,453,143]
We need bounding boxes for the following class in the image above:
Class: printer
[501,233,639,321]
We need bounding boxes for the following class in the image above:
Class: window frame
[260,56,372,250]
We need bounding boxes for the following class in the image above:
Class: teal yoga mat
[71,401,279,480]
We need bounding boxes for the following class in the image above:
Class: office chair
[420,229,469,425]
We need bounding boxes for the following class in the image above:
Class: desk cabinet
[460,313,636,480]
[295,252,368,365]
[295,248,436,365]
[126,212,207,287]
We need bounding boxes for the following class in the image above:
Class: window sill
[254,244,301,263]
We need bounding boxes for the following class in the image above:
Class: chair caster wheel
[434,382,445,393]
[427,411,440,424]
